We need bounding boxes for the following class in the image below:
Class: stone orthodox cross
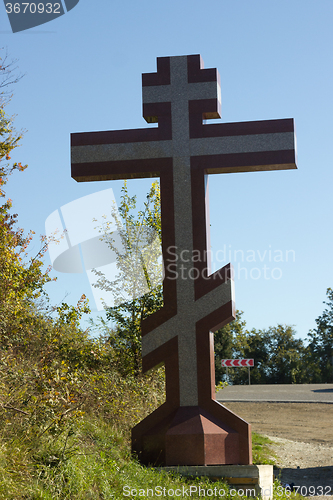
[71,55,297,466]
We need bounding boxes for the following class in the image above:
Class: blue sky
[1,0,332,340]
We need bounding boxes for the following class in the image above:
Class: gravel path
[268,435,333,496]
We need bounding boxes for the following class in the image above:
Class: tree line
[214,300,333,385]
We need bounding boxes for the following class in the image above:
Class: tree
[307,288,333,383]
[242,328,271,384]
[0,48,26,196]
[242,325,306,384]
[0,47,24,106]
[265,325,305,384]
[0,106,27,196]
[91,181,163,376]
[0,67,54,347]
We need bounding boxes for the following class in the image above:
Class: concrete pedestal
[160,465,273,500]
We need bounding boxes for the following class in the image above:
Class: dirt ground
[223,402,333,446]
[223,402,333,496]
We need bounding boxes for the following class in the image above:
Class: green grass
[252,432,277,465]
[0,416,233,499]
[0,417,297,499]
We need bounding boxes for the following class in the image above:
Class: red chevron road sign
[221,359,254,367]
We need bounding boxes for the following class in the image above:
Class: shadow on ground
[275,466,333,495]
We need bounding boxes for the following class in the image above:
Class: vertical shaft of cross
[169,56,199,406]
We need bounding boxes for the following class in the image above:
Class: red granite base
[133,406,241,466]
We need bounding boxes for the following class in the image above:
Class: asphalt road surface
[216,383,333,403]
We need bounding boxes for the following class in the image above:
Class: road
[216,383,333,403]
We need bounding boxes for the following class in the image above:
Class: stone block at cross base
[159,465,274,500]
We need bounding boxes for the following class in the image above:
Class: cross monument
[71,55,297,466]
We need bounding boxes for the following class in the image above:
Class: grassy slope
[0,416,287,499]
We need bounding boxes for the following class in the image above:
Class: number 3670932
[5,3,61,14]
